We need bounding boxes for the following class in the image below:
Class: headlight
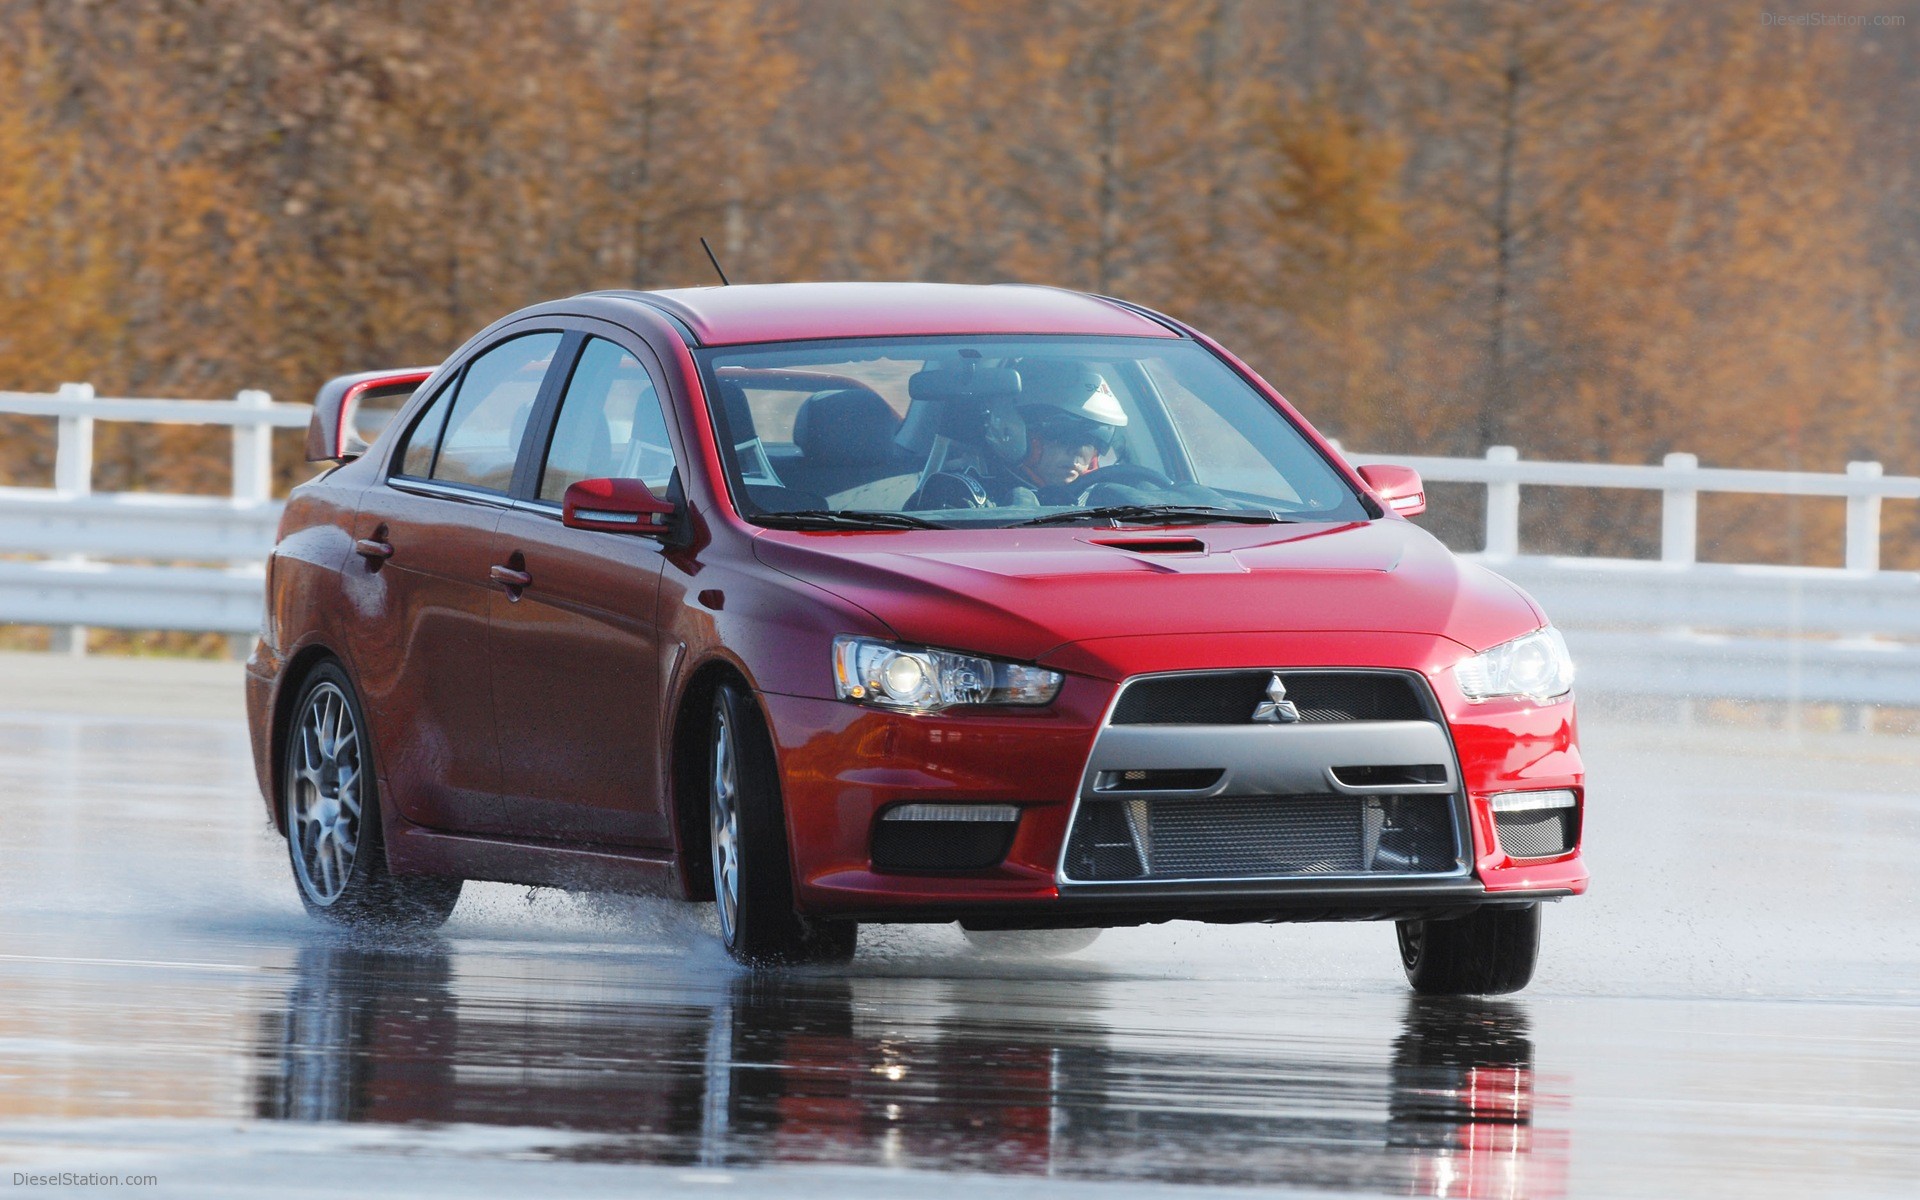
[832,636,1062,712]
[1454,627,1574,703]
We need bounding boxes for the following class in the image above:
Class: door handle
[490,564,533,589]
[354,538,394,561]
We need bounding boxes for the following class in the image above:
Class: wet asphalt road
[0,654,1915,1198]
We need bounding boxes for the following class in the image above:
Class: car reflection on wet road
[252,946,1554,1194]
[0,660,1916,1197]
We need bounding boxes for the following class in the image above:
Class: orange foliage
[0,0,1909,568]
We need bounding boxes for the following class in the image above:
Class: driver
[982,366,1128,505]
[905,364,1131,510]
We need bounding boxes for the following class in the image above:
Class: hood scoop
[1084,534,1249,574]
[1088,536,1208,555]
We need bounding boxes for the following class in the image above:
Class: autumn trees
[0,0,1910,563]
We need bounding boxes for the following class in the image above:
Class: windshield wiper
[753,509,949,531]
[1009,504,1290,528]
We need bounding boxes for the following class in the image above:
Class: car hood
[753,519,1544,674]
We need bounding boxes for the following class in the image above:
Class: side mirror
[563,477,676,535]
[305,368,436,463]
[1357,463,1426,518]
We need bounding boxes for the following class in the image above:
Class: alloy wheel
[710,702,742,942]
[1397,920,1424,971]
[289,682,363,905]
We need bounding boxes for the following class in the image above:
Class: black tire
[709,682,857,966]
[283,661,462,931]
[1396,904,1539,995]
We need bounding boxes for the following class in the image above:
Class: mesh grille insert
[1492,807,1579,859]
[1063,794,1459,882]
[1111,672,1430,725]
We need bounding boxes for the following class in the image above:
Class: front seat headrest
[793,389,903,466]
[714,380,757,444]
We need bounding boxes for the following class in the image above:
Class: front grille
[1062,794,1459,882]
[1111,671,1430,725]
[1493,808,1579,859]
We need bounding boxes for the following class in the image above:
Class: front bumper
[760,654,1587,922]
[802,876,1570,928]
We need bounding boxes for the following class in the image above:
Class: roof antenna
[699,236,732,286]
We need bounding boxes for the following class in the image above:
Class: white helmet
[1023,365,1128,429]
[984,365,1127,467]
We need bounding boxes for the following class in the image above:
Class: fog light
[872,802,1022,872]
[1489,789,1577,813]
[880,803,1020,822]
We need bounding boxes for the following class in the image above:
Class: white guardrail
[2,384,1918,706]
[0,384,305,646]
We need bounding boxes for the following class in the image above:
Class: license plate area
[1060,793,1462,883]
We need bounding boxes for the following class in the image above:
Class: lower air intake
[1061,794,1459,883]
[1492,807,1579,859]
[871,807,1020,872]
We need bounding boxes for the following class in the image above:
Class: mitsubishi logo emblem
[1252,673,1301,723]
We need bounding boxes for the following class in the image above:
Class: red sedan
[245,283,1585,993]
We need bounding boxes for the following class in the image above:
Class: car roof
[582,282,1181,347]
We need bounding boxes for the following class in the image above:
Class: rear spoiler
[305,367,437,463]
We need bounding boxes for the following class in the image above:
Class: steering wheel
[1068,462,1178,504]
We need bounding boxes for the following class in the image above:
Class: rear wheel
[709,682,857,966]
[284,662,461,930]
[1396,905,1539,995]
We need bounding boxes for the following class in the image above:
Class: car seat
[784,389,915,501]
[540,408,615,499]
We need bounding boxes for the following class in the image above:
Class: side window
[429,332,563,493]
[397,383,455,477]
[537,337,678,502]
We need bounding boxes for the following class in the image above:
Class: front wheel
[1396,905,1540,995]
[709,682,856,966]
[284,662,461,930]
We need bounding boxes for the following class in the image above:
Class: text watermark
[1762,12,1907,25]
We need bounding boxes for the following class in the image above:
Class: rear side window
[418,333,562,493]
[397,383,453,477]
[538,337,677,502]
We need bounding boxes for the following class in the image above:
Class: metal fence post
[1483,446,1520,558]
[231,389,275,506]
[1661,453,1699,566]
[1658,452,1701,727]
[1845,461,1883,572]
[1843,460,1885,732]
[50,383,95,656]
[228,389,274,660]
[54,383,95,496]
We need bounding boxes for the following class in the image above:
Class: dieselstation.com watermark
[1762,11,1907,25]
[11,1173,158,1188]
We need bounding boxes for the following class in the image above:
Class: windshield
[695,336,1370,529]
